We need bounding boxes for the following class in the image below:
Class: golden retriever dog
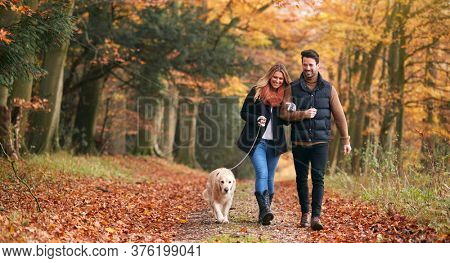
[202,168,236,223]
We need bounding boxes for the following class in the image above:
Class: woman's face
[270,71,284,89]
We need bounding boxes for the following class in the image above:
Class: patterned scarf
[259,84,285,107]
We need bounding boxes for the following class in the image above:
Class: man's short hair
[301,49,319,64]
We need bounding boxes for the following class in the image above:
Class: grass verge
[326,170,449,234]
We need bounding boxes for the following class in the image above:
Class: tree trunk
[351,43,382,175]
[11,68,33,155]
[27,0,74,154]
[347,51,364,146]
[104,91,126,155]
[329,52,345,175]
[9,0,41,155]
[175,99,201,168]
[0,86,16,158]
[150,99,164,156]
[329,125,341,176]
[421,40,438,169]
[394,2,410,176]
[28,41,70,153]
[380,30,400,152]
[139,98,164,156]
[71,2,112,154]
[72,77,105,154]
[0,5,22,158]
[160,85,179,161]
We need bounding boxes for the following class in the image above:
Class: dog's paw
[222,218,229,224]
[216,217,225,223]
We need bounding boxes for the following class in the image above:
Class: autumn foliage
[0,0,448,243]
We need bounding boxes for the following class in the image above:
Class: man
[280,49,351,230]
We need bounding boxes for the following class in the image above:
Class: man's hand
[257,116,267,127]
[343,144,352,155]
[303,108,317,119]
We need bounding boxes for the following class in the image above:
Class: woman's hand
[257,116,267,127]
[285,102,297,112]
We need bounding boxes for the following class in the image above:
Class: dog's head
[215,169,236,195]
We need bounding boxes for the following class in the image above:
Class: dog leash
[228,126,262,171]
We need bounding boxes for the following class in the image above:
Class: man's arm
[330,86,351,148]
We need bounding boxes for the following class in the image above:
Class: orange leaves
[239,226,248,233]
[0,28,12,45]
[0,156,207,242]
[90,39,126,66]
[10,4,33,16]
[0,155,446,243]
[271,180,446,242]
[12,96,49,111]
[0,0,34,15]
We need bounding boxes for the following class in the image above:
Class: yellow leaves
[244,31,272,47]
[105,227,116,233]
[221,76,248,97]
[0,28,12,45]
[128,13,142,24]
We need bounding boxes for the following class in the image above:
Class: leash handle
[229,126,262,171]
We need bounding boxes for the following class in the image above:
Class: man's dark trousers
[292,143,329,218]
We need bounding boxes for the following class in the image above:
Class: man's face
[302,57,319,78]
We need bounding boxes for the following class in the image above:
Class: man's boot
[300,213,310,227]
[311,216,324,231]
[255,191,273,225]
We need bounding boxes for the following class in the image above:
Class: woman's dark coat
[236,87,288,155]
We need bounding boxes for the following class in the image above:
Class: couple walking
[237,49,352,230]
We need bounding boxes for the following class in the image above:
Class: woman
[237,64,292,225]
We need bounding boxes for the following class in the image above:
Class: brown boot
[311,216,323,231]
[300,213,310,227]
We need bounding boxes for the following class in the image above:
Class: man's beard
[304,70,316,78]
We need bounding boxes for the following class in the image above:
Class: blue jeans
[250,139,280,194]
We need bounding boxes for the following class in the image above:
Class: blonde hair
[254,64,292,101]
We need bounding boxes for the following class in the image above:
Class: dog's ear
[213,173,221,192]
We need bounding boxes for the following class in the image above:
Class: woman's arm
[276,107,290,126]
[240,88,259,123]
[279,86,308,122]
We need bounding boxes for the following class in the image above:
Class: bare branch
[0,142,42,212]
